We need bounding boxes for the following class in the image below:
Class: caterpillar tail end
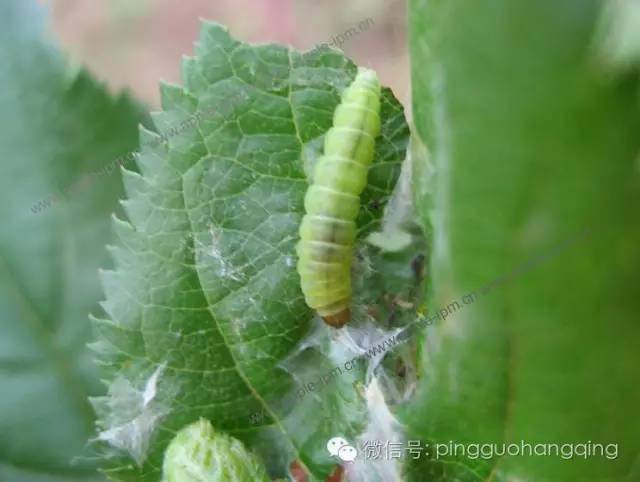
[321,308,351,328]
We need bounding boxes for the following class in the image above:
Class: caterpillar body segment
[296,67,382,328]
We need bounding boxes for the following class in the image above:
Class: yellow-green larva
[296,67,381,328]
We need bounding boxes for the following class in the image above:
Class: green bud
[163,418,270,482]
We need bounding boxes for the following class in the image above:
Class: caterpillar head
[322,308,351,328]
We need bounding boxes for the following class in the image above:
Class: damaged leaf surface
[92,22,409,481]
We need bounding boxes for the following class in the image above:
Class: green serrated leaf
[0,0,144,479]
[92,21,409,482]
[404,1,640,481]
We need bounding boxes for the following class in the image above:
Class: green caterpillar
[296,67,381,328]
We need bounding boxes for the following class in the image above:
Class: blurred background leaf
[404,0,640,481]
[0,0,146,479]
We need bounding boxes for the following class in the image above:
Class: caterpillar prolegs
[296,68,381,328]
